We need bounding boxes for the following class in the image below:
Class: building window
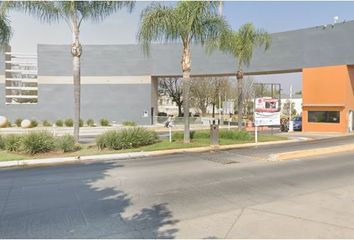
[5,52,38,104]
[308,111,340,123]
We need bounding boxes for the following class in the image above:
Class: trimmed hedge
[86,119,95,127]
[30,119,38,128]
[96,127,159,150]
[55,120,64,127]
[42,120,52,127]
[64,118,74,127]
[100,118,110,126]
[15,118,22,127]
[122,121,137,126]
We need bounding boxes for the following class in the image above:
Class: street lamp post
[288,84,294,132]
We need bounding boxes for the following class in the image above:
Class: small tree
[190,77,213,116]
[138,1,228,143]
[190,76,231,117]
[159,77,183,117]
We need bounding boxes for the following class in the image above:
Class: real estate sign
[254,111,281,126]
[254,98,280,126]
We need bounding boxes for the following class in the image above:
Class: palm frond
[138,3,178,55]
[214,22,271,69]
[1,1,60,23]
[0,13,11,48]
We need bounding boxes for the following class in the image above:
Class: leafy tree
[159,77,183,117]
[282,100,297,117]
[210,23,271,130]
[190,76,232,118]
[190,77,213,116]
[138,1,228,143]
[2,1,135,142]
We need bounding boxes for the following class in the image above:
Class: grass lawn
[0,134,288,162]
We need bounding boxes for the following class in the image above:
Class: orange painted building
[302,65,354,133]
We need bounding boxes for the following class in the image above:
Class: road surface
[1,136,354,238]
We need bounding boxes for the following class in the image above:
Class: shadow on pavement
[0,162,179,238]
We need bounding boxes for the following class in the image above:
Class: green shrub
[15,118,22,127]
[0,135,5,150]
[42,120,52,127]
[79,119,84,127]
[22,131,55,155]
[30,119,38,128]
[4,134,22,152]
[172,131,196,141]
[96,127,158,150]
[55,120,64,127]
[193,130,209,139]
[100,118,110,126]
[171,130,252,142]
[7,120,11,127]
[56,134,78,152]
[219,130,252,141]
[122,121,137,126]
[64,118,73,127]
[86,119,95,127]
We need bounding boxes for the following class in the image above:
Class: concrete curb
[0,139,301,169]
[268,144,354,161]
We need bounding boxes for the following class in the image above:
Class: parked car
[293,116,302,131]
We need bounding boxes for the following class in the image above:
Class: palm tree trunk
[236,70,243,130]
[182,44,191,143]
[71,29,82,143]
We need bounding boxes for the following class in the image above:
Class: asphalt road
[1,136,354,238]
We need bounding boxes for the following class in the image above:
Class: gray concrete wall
[38,20,354,77]
[0,82,153,125]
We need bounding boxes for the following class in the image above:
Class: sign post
[169,125,172,143]
[254,97,281,144]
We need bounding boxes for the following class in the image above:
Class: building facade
[0,21,354,132]
[302,65,354,133]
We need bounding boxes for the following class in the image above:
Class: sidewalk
[174,183,354,238]
[0,124,240,136]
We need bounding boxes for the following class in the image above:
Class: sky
[7,1,354,94]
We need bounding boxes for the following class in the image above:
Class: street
[1,136,354,238]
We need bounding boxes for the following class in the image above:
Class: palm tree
[1,1,135,142]
[138,1,228,143]
[0,12,11,48]
[216,23,271,130]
